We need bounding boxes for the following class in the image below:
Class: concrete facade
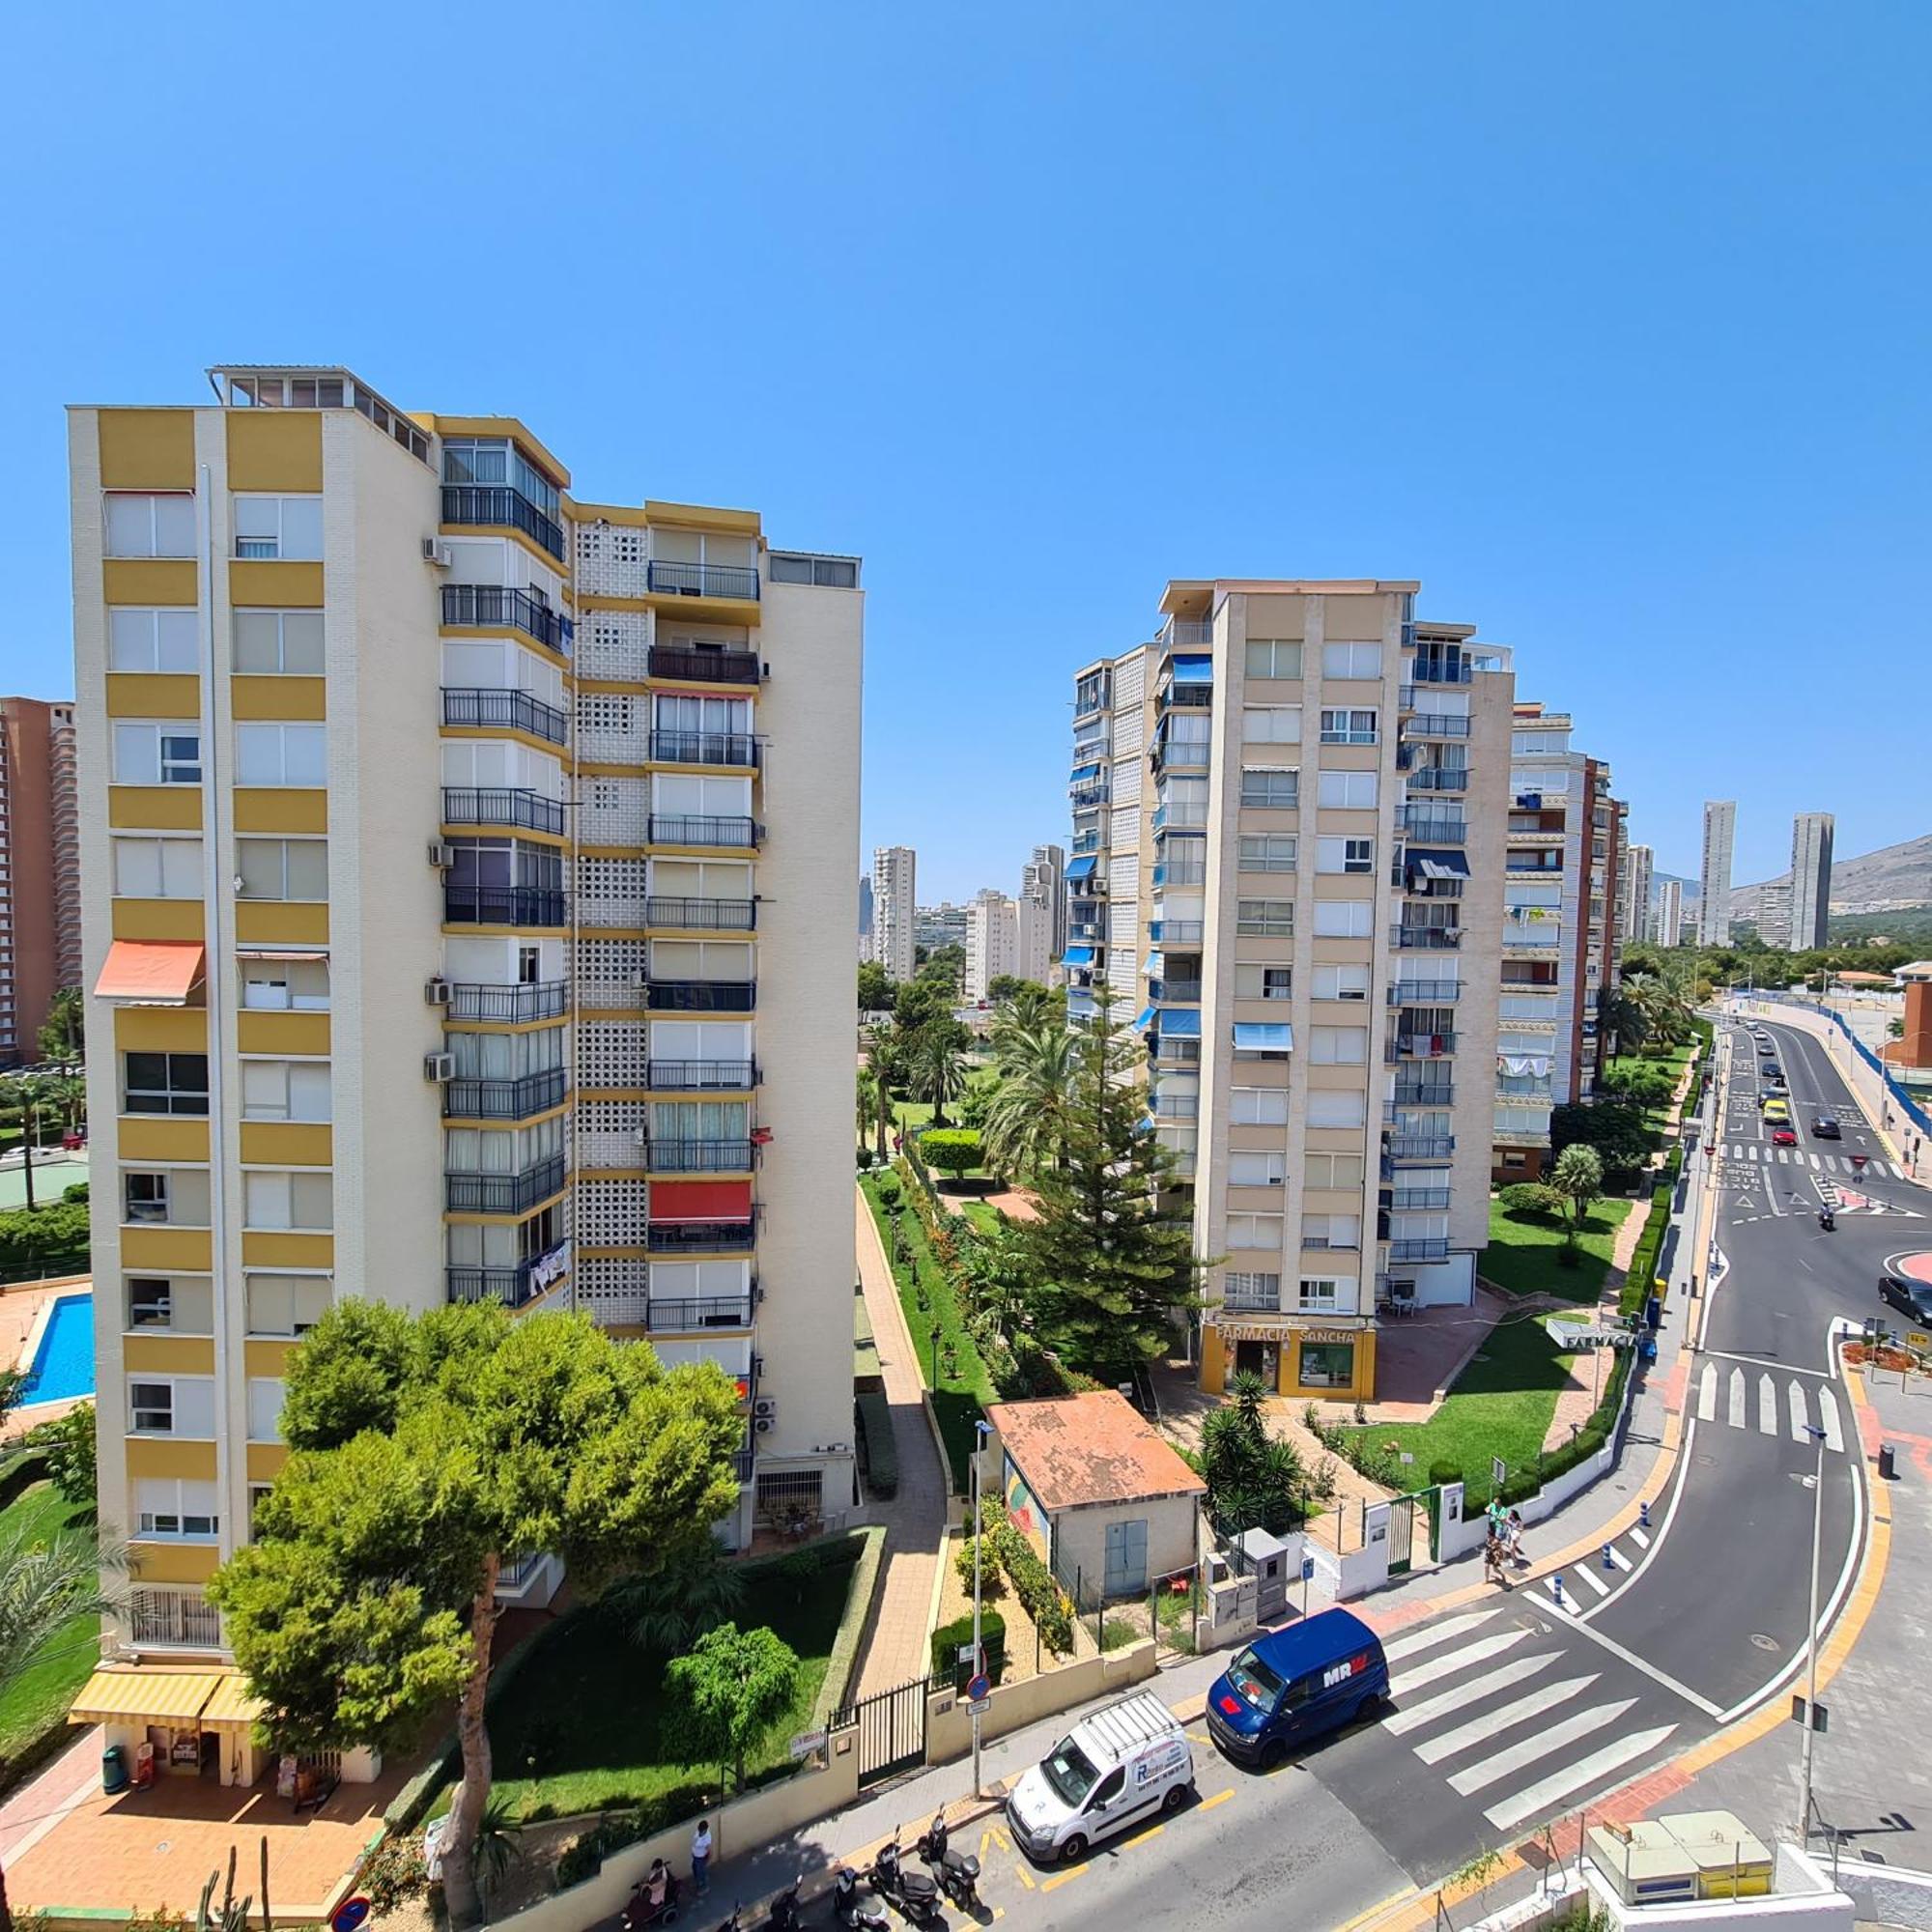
[1699,800,1736,946]
[1656,877,1684,947]
[0,696,81,1065]
[1624,841,1654,945]
[869,845,916,981]
[1789,811,1833,950]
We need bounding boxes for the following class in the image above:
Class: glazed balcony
[1390,979,1462,1004]
[440,584,570,654]
[1392,925,1463,951]
[442,1067,568,1119]
[442,886,567,928]
[441,688,569,746]
[1388,1135,1455,1162]
[644,1059,758,1090]
[646,559,760,601]
[443,1152,568,1214]
[1405,713,1471,739]
[441,485,565,562]
[1388,1236,1451,1262]
[442,788,566,836]
[649,730,760,768]
[446,980,569,1023]
[644,1216,758,1254]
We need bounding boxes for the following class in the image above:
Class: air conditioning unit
[634,1127,650,1146]
[632,971,652,989]
[423,978,451,1007]
[753,1415,776,1435]
[753,1397,778,1420]
[427,841,456,868]
[421,538,453,568]
[423,1052,456,1082]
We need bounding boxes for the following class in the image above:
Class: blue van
[1204,1607,1390,1770]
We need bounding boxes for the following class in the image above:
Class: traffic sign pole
[971,1417,990,1798]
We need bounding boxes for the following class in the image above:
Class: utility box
[1233,1527,1292,1620]
[1588,1811,1773,1906]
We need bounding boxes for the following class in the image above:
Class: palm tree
[863,1025,897,1161]
[981,1019,1078,1179]
[1000,981,1060,1031]
[912,1027,967,1129]
[856,1065,879,1155]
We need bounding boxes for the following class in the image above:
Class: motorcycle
[1819,1208,1835,1232]
[867,1830,942,1923]
[766,1876,804,1932]
[916,1814,980,1910]
[623,1869,682,1931]
[831,1868,890,1930]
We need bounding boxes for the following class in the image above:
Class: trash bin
[101,1745,128,1795]
[1878,1444,1897,1481]
[1644,1294,1662,1332]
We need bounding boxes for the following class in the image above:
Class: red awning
[648,1180,753,1222]
[93,941,206,1006]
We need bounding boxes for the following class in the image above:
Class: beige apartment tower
[1067,582,1511,1404]
[0,697,81,1064]
[71,367,862,1673]
[870,844,917,981]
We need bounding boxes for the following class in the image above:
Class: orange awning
[648,1180,753,1222]
[94,941,206,1006]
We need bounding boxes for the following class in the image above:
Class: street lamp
[1800,1422,1828,1848]
[929,1325,942,1385]
[971,1416,992,1797]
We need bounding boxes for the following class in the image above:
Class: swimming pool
[22,1292,94,1405]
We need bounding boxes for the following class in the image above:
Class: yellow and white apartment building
[1066,582,1512,1405]
[71,366,863,1666]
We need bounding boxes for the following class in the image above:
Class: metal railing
[447,980,569,1022]
[647,980,756,1012]
[446,1261,553,1308]
[644,1139,756,1172]
[442,885,567,927]
[1149,919,1206,944]
[647,644,762,684]
[1220,1289,1283,1315]
[442,787,566,836]
[647,1295,754,1330]
[1388,1236,1451,1262]
[1396,1031,1457,1056]
[1394,1080,1456,1106]
[648,729,760,767]
[1388,1135,1455,1161]
[1393,925,1463,950]
[443,1066,568,1119]
[648,813,759,847]
[646,559,760,601]
[645,1216,758,1253]
[1406,766,1469,792]
[1069,784,1110,809]
[1157,683,1213,708]
[440,583,569,652]
[441,687,569,745]
[1410,658,1474,686]
[444,1153,568,1214]
[440,485,564,561]
[645,1059,758,1089]
[1156,618,1214,649]
[1152,980,1204,1004]
[1389,1188,1452,1211]
[1406,713,1471,738]
[645,895,756,931]
[1402,813,1467,843]
[1390,979,1462,1003]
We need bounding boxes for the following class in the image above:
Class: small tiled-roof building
[982,1390,1206,1602]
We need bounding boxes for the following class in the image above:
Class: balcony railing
[441,485,565,561]
[647,1295,754,1331]
[1406,767,1469,793]
[1390,1188,1453,1211]
[441,687,569,745]
[1149,919,1205,945]
[646,895,756,931]
[1393,925,1462,950]
[646,558,760,601]
[1156,618,1214,650]
[649,729,760,767]
[1069,784,1110,810]
[446,1259,558,1308]
[1157,683,1213,709]
[443,1066,568,1119]
[1389,1135,1455,1162]
[1071,832,1101,856]
[1151,864,1207,890]
[648,644,762,684]
[647,980,756,1013]
[1067,917,1104,941]
[1152,980,1203,1005]
[1411,657,1474,686]
[648,813,759,847]
[645,1216,758,1253]
[440,583,570,653]
[644,1139,756,1173]
[1402,813,1467,844]
[645,1059,758,1090]
[447,980,569,1022]
[1395,1031,1457,1057]
[1388,1236,1451,1262]
[443,885,567,928]
[1221,1288,1283,1315]
[1406,714,1471,739]
[1394,1080,1456,1107]
[444,1153,568,1214]
[442,788,566,836]
[1390,979,1462,1004]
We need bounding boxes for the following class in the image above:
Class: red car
[1771,1126,1798,1147]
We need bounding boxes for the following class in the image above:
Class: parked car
[1205,1608,1390,1772]
[1006,1690,1194,1864]
[1810,1117,1841,1140]
[1879,1271,1932,1327]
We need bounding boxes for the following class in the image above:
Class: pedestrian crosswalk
[1719,1143,1904,1179]
[1693,1362,1842,1449]
[1381,1610,1679,1831]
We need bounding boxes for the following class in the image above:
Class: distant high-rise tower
[1698,802,1736,946]
[870,845,917,981]
[857,871,873,956]
[0,697,81,1065]
[1022,843,1067,960]
[1655,878,1685,947]
[1623,844,1654,945]
[1789,813,1834,951]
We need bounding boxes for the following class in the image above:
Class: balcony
[1394,1031,1457,1058]
[648,813,759,848]
[443,1067,568,1119]
[1390,1187,1453,1211]
[1156,618,1214,650]
[1406,767,1469,793]
[443,886,567,928]
[1394,1079,1455,1107]
[1390,979,1462,1004]
[1406,713,1470,739]
[1067,916,1104,942]
[1151,863,1207,891]
[1393,925,1463,950]
[648,644,762,685]
[440,584,571,655]
[645,1059,758,1090]
[646,895,757,932]
[1149,918,1205,945]
[646,559,760,602]
[444,1153,568,1214]
[649,729,760,768]
[441,485,565,562]
[1388,1236,1451,1262]
[446,1254,565,1308]
[644,1138,756,1173]
[1071,832,1100,856]
[1156,682,1212,709]
[1402,813,1467,844]
[1388,1135,1455,1162]
[1221,1285,1283,1315]
[1152,980,1203,1005]
[1410,657,1474,686]
[647,1294,754,1331]
[647,980,756,1013]
[645,1216,757,1254]
[1151,1095,1199,1122]
[441,688,569,746]
[447,980,569,1023]
[442,788,566,836]
[1069,782,1110,810]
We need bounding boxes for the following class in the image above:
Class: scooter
[713,1911,744,1932]
[916,1814,980,1910]
[831,1868,890,1930]
[1819,1208,1836,1232]
[623,1869,682,1931]
[766,1875,804,1932]
[867,1830,942,1923]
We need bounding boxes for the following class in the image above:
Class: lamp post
[1800,1422,1828,1846]
[929,1325,942,1386]
[971,1416,991,1797]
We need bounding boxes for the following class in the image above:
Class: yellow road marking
[1015,1866,1037,1891]
[991,1826,1012,1853]
[1200,1787,1236,1810]
[980,1829,993,1858]
[1041,1865,1088,1893]
[1122,1824,1165,1851]
[1187,1731,1210,1745]
[992,1911,1006,1921]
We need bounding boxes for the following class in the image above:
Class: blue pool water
[23,1293,94,1404]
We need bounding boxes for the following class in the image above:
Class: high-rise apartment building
[1622,843,1654,945]
[71,366,862,1665]
[1492,705,1623,1179]
[1022,843,1067,961]
[1755,880,1792,949]
[0,697,82,1064]
[1790,812,1834,951]
[869,845,916,980]
[964,888,1051,1001]
[1698,801,1736,946]
[1655,877,1684,947]
[1067,581,1511,1403]
[857,871,873,958]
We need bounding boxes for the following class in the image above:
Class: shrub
[360,1834,429,1914]
[62,1181,89,1205]
[554,1812,644,1890]
[855,1389,897,1497]
[923,1128,982,1180]
[953,1534,1007,1598]
[1500,1470,1541,1505]
[1498,1182,1567,1220]
[875,1176,901,1209]
[930,1607,1007,1682]
[977,1499,1074,1655]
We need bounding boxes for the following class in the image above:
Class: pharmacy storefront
[1200,1317,1378,1402]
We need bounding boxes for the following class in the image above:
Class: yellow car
[1761,1097,1790,1122]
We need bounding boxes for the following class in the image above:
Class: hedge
[1619,1172,1676,1319]
[855,1389,897,1498]
[930,1607,1008,1685]
[977,1499,1073,1656]
[810,1524,889,1727]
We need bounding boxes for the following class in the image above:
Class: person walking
[692,1817,713,1895]
[1505,1510,1525,1568]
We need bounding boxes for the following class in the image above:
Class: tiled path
[851,1186,949,1699]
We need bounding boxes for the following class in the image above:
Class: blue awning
[1134,1005,1157,1031]
[1066,854,1097,880]
[1170,655,1214,684]
[1143,952,1164,977]
[1407,848,1470,880]
[1233,1022,1293,1052]
[1159,1009,1202,1038]
[1068,764,1101,786]
[1061,945,1094,966]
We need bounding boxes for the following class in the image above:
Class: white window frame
[1239,768,1299,810]
[1312,963,1372,1002]
[1319,708,1378,746]
[1235,964,1293,1002]
[1302,1213,1361,1251]
[234,609,327,674]
[1307,1091,1368,1129]
[239,1059,331,1123]
[1226,1212,1285,1251]
[242,1169,334,1233]
[1229,1150,1287,1188]
[1236,898,1294,937]
[1241,706,1301,745]
[1317,837,1376,875]
[1237,834,1297,872]
[233,495,324,561]
[128,1375,215,1438]
[105,492,196,558]
[246,1378,286,1444]
[239,956,330,1011]
[126,1276,174,1328]
[1297,1276,1345,1312]
[1321,641,1383,679]
[236,838,328,901]
[1244,639,1303,680]
[1317,770,1378,810]
[244,1272,331,1337]
[113,723,202,786]
[1231,1087,1291,1126]
[1313,900,1374,938]
[124,1052,210,1117]
[134,1477,221,1542]
[236,722,327,786]
[110,608,200,672]
[1308,1025,1368,1065]
[110,836,204,899]
[1304,1152,1366,1190]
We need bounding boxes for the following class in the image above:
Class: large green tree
[208,1301,743,1930]
[37,987,84,1065]
[911,1024,968,1128]
[1016,990,1203,1377]
[856,959,894,1013]
[982,1011,1077,1179]
[664,1622,802,1792]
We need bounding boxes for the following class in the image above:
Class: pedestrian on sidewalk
[1505,1509,1525,1567]
[692,1817,713,1895]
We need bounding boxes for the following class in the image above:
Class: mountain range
[1730,831,1932,919]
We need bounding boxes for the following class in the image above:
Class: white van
[1005,1690,1194,1863]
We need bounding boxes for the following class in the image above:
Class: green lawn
[1347,1313,1576,1509]
[958,1199,1004,1236]
[0,1482,100,1783]
[1482,1195,1633,1305]
[482,1548,860,1822]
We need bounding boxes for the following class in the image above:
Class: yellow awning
[199,1674,266,1725]
[68,1667,225,1726]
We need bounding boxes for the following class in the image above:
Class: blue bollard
[1639,1499,1651,1531]
[1552,1575,1567,1610]
[1603,1543,1614,1571]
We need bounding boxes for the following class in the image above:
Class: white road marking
[1606,1544,1634,1573]
[1483,1724,1681,1831]
[1629,1526,1650,1549]
[1789,1378,1808,1443]
[1383,1610,1497,1665]
[1697,1362,1717,1422]
[1818,1385,1844,1455]
[1412,1675,1599,1765]
[1758,1374,1777,1435]
[1573,1560,1611,1598]
[1728,1367,1747,1430]
[1532,1589,1577,1619]
[1384,1650,1559,1734]
[1390,1628,1533,1695]
[1450,1697,1637,1798]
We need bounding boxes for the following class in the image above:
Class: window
[1299,1340,1355,1388]
[1227,1213,1284,1250]
[247,1378,285,1443]
[1308,1026,1367,1065]
[1235,964,1293,1002]
[767,552,859,587]
[127,1278,173,1327]
[1322,641,1383,679]
[240,957,329,1010]
[442,438,560,518]
[245,1273,331,1336]
[242,1170,333,1231]
[1297,1277,1344,1312]
[1231,1087,1291,1125]
[111,837,203,898]
[1241,706,1301,744]
[237,838,327,899]
[234,610,326,674]
[1304,1152,1365,1189]
[1318,770,1378,810]
[122,1170,211,1227]
[1318,837,1375,875]
[1319,708,1378,746]
[1236,898,1294,937]
[1307,1091,1367,1129]
[135,1479,220,1541]
[1313,900,1374,938]
[110,608,199,672]
[125,1053,209,1116]
[236,723,326,785]
[240,1060,330,1122]
[128,1376,214,1436]
[125,1173,168,1224]
[105,493,195,558]
[1240,768,1299,809]
[233,496,323,561]
[1238,835,1297,872]
[1302,1213,1361,1250]
[1223,1271,1282,1311]
[113,723,202,785]
[1229,1150,1286,1187]
[1312,963,1371,1002]
[1244,639,1302,680]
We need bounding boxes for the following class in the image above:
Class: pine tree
[1018,988,1203,1377]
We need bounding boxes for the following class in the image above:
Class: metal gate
[1386,1495,1417,1576]
[831,1674,930,1787]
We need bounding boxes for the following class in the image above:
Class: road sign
[1492,1456,1507,1489]
[1790,1695,1829,1734]
[957,1643,979,1663]
[969,1697,992,1716]
[788,1728,828,1759]
[1910,1331,1930,1350]
[967,1672,991,1702]
[330,1900,371,1932]
[1301,1555,1316,1581]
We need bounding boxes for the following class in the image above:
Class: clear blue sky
[8,2,1928,902]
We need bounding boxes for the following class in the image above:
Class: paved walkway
[851,1185,950,1700]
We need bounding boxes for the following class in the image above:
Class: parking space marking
[1122,1824,1165,1851]
[1041,1864,1087,1893]
[1014,1865,1037,1890]
[1201,1787,1236,1810]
